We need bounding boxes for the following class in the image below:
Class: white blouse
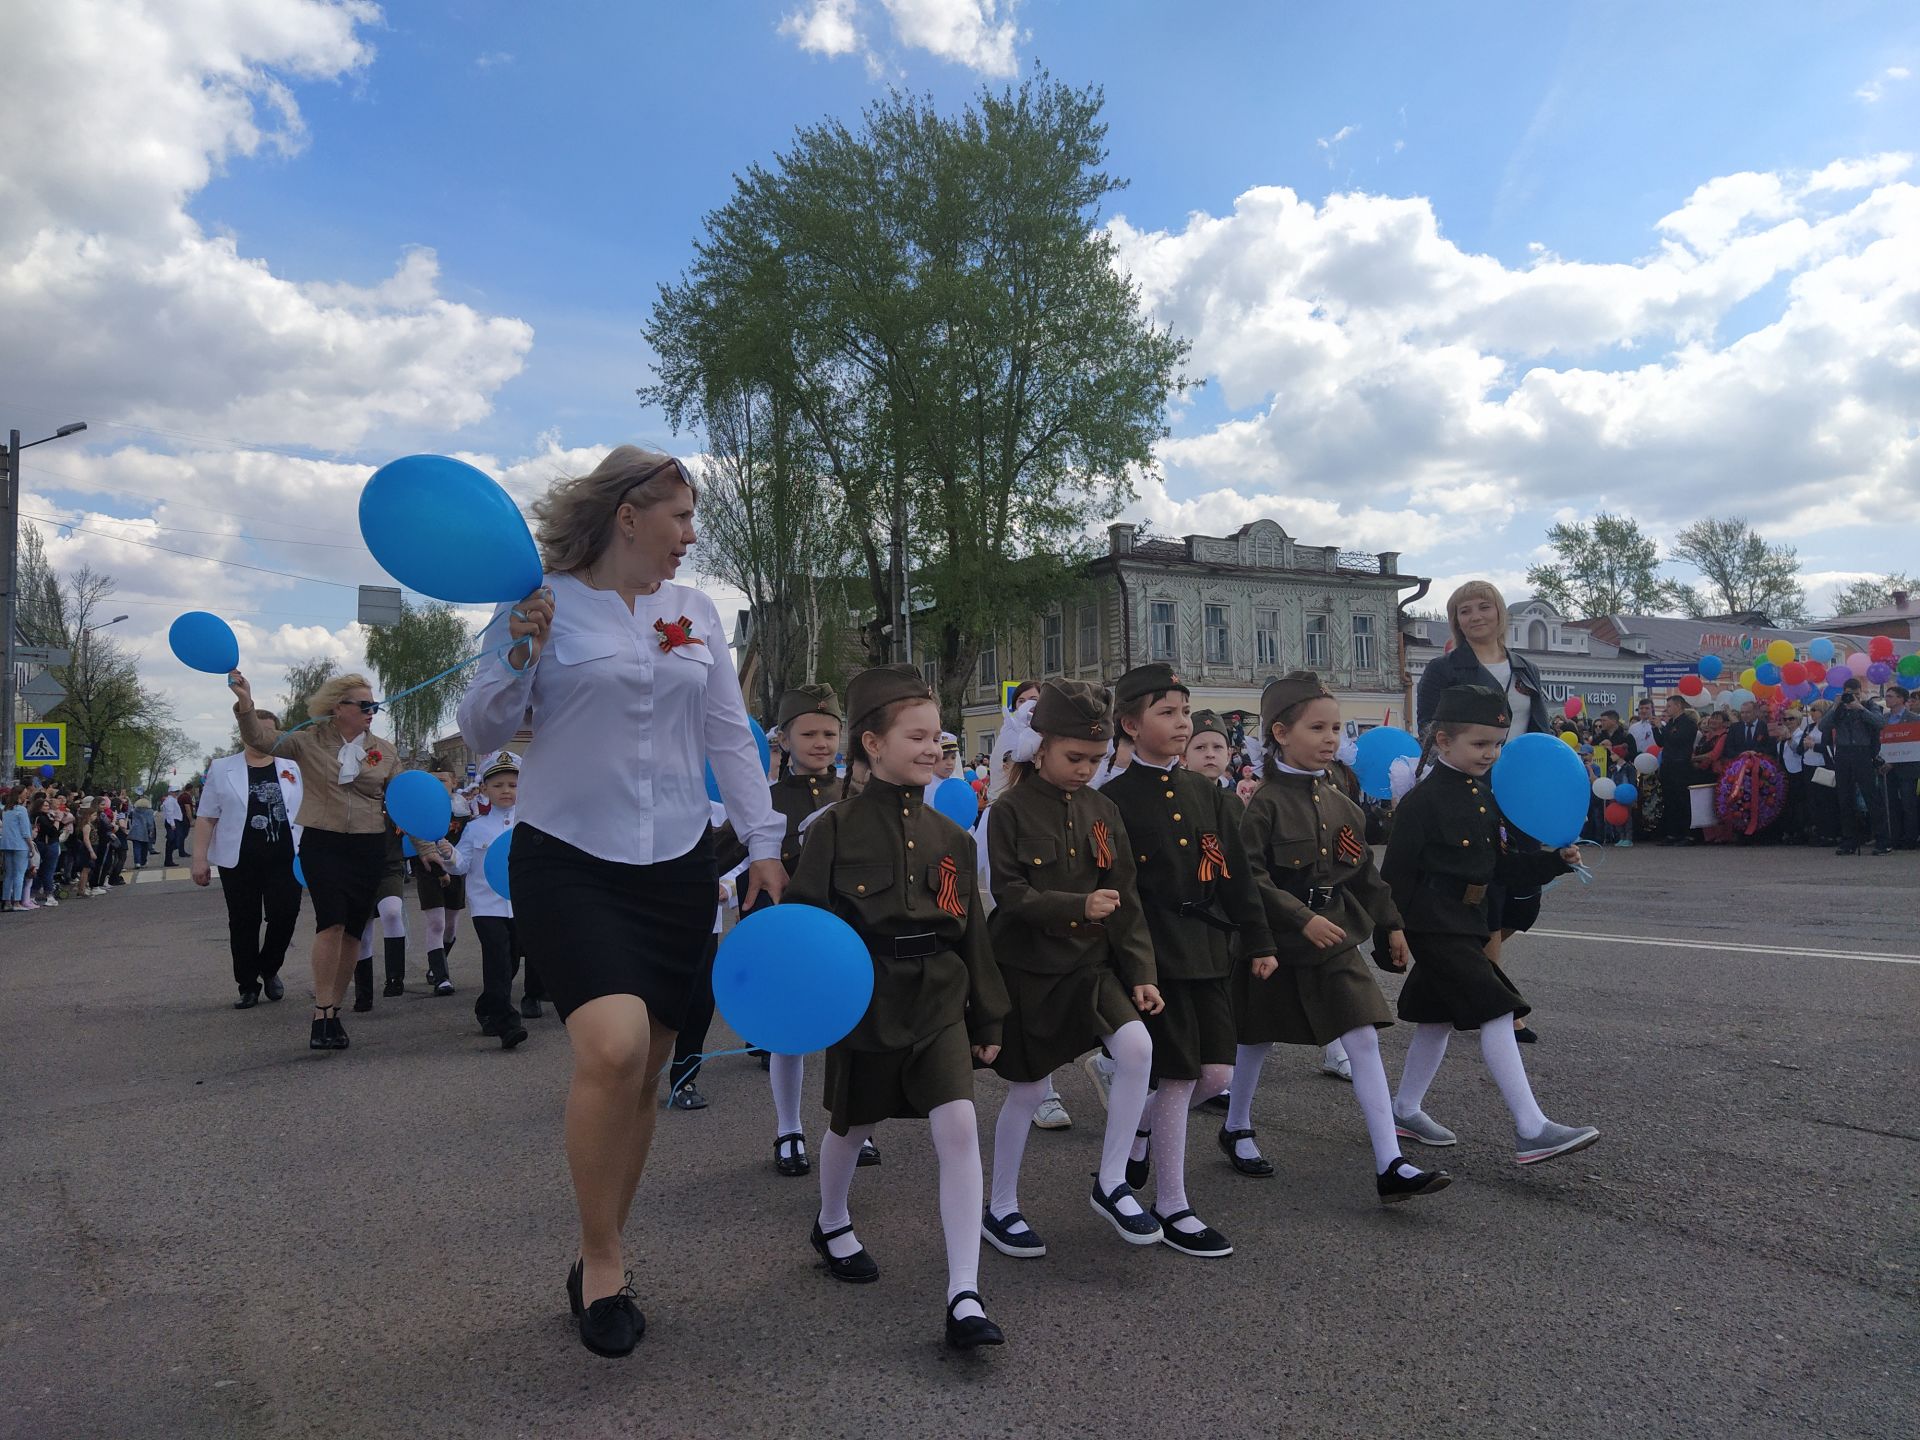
[458,574,783,868]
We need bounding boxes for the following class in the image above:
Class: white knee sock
[990,1080,1048,1220]
[1099,1022,1153,1214]
[1150,1080,1204,1231]
[1223,1043,1270,1135]
[816,1123,875,1257]
[1479,1016,1548,1135]
[769,1053,805,1137]
[1341,1026,1409,1174]
[378,894,407,940]
[1395,1022,1452,1118]
[929,1100,986,1320]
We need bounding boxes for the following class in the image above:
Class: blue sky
[5,0,1917,760]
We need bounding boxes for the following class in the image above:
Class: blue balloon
[1353,726,1421,800]
[932,776,979,828]
[713,904,874,1054]
[167,611,239,674]
[385,769,452,840]
[1754,661,1781,686]
[705,717,772,804]
[1808,637,1836,663]
[38,765,53,779]
[292,855,305,888]
[400,836,416,858]
[1823,683,1845,701]
[1491,732,1591,847]
[1696,654,1723,680]
[483,825,513,901]
[1613,782,1639,805]
[359,454,543,604]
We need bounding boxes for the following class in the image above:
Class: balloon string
[666,1045,759,1099]
[276,640,521,735]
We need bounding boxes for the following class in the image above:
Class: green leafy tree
[1826,572,1917,618]
[1525,512,1681,617]
[1671,516,1808,624]
[362,602,472,758]
[277,656,340,728]
[27,562,175,791]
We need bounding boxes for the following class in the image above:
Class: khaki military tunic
[714,768,838,886]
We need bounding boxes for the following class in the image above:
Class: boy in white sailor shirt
[441,754,528,1050]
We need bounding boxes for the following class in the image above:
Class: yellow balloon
[1739,667,1759,689]
[1765,639,1794,666]
[1560,731,1579,747]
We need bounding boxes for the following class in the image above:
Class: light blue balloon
[292,856,305,888]
[1353,726,1421,800]
[1613,782,1639,805]
[358,454,543,604]
[932,776,979,828]
[705,717,772,804]
[1696,654,1723,680]
[713,905,874,1054]
[483,826,512,901]
[1808,637,1836,663]
[385,770,452,841]
[167,611,240,674]
[1491,732,1591,848]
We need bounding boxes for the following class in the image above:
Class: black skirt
[298,829,388,938]
[411,859,465,910]
[822,1021,975,1134]
[1396,929,1531,1029]
[991,964,1140,1084]
[508,823,716,1028]
[1144,974,1235,1083]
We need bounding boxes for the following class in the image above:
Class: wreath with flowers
[1716,752,1785,836]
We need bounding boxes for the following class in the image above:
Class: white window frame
[1256,607,1281,668]
[976,637,997,690]
[1042,611,1064,675]
[1204,603,1230,664]
[1352,613,1375,670]
[1077,602,1099,670]
[1149,600,1176,661]
[1304,612,1330,668]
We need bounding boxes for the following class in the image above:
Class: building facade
[958,519,1425,760]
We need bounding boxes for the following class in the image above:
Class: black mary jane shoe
[810,1220,878,1283]
[774,1133,811,1178]
[566,1258,585,1317]
[1088,1178,1163,1244]
[1151,1208,1233,1259]
[944,1290,1005,1351]
[1124,1131,1152,1191]
[1216,1125,1275,1178]
[980,1208,1046,1258]
[857,1137,881,1167]
[234,989,260,1010]
[1376,1158,1453,1204]
[579,1274,645,1358]
[1514,1025,1539,1045]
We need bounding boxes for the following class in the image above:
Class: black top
[1380,764,1574,938]
[1416,643,1551,735]
[241,761,293,862]
[1655,711,1698,771]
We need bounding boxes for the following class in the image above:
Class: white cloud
[1802,152,1913,194]
[1856,64,1911,103]
[474,51,514,71]
[777,0,1020,75]
[778,0,864,58]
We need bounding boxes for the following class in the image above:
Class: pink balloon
[1847,651,1872,677]
[1563,696,1584,717]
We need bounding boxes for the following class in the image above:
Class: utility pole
[1,421,88,766]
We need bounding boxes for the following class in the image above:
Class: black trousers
[218,851,303,993]
[670,933,721,1090]
[1659,770,1695,840]
[1833,750,1892,850]
[1888,763,1920,848]
[473,915,523,1026]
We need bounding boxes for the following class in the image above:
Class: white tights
[1394,1017,1548,1135]
[817,1100,986,1320]
[421,905,450,951]
[770,1053,805,1137]
[1221,1029,1405,1173]
[356,896,407,960]
[991,1022,1153,1222]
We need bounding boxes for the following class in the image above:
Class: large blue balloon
[1696,654,1723,680]
[1808,637,1836,663]
[483,825,513,901]
[359,455,542,603]
[385,769,452,841]
[1353,726,1421,800]
[714,905,873,1054]
[705,717,772,804]
[932,776,978,828]
[1491,732,1590,848]
[168,611,239,674]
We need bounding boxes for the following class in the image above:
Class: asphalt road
[2,845,1914,1440]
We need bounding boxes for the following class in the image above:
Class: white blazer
[197,751,305,869]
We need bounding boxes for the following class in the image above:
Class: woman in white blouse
[459,445,785,1359]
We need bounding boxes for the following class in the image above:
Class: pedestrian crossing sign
[15,723,65,766]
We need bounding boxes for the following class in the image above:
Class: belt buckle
[1307,886,1335,911]
[1463,883,1487,905]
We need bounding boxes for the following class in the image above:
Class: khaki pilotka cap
[1111,662,1188,707]
[1031,679,1114,742]
[776,684,842,729]
[1259,672,1335,732]
[1433,683,1511,730]
[1189,709,1230,741]
[844,664,936,738]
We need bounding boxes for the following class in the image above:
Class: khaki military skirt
[1232,942,1393,1047]
[992,963,1140,1084]
[1396,930,1530,1030]
[1145,974,1235,1083]
[822,1021,976,1134]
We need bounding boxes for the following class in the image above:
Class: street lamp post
[76,614,129,787]
[2,421,89,769]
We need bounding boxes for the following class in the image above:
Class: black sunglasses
[615,457,694,510]
[349,700,381,716]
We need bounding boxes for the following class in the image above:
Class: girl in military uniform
[980,680,1165,1258]
[1382,684,1601,1166]
[713,685,855,1178]
[786,664,1011,1350]
[1229,673,1450,1201]
[1101,664,1276,1259]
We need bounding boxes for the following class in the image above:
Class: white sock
[421,907,447,950]
[770,1053,805,1137]
[378,895,407,940]
[1044,1075,1060,1101]
[1341,1025,1410,1174]
[1098,1022,1152,1215]
[990,1081,1048,1221]
[816,1123,874,1258]
[1395,1023,1452,1119]
[1323,1037,1348,1065]
[1150,1080,1206,1232]
[1479,1016,1549,1136]
[1224,1043,1270,1136]
[930,1100,986,1321]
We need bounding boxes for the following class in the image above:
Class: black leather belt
[1150,896,1238,935]
[1422,874,1488,905]
[872,932,940,960]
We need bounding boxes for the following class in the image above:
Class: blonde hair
[308,672,375,720]
[1446,580,1509,653]
[532,445,697,574]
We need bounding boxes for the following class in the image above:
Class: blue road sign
[1641,663,1697,689]
[15,723,66,766]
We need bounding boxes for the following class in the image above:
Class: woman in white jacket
[191,711,304,1008]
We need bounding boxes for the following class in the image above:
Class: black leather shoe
[325,1012,349,1050]
[943,1290,1004,1350]
[520,995,543,1018]
[1125,1130,1152,1191]
[262,974,284,1002]
[810,1220,878,1283]
[774,1132,811,1177]
[1514,1026,1539,1044]
[1196,1093,1230,1115]
[1377,1158,1453,1203]
[565,1259,584,1317]
[1217,1125,1274,1178]
[498,1020,529,1050]
[234,989,260,1010]
[578,1275,644,1358]
[857,1137,881,1167]
[382,978,405,998]
[309,1014,330,1049]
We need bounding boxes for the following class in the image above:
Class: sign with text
[14,722,65,766]
[1881,720,1920,766]
[1642,663,1698,689]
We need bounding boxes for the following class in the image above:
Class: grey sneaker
[1515,1120,1600,1165]
[1081,1052,1115,1112]
[1032,1096,1072,1130]
[1393,1109,1458,1147]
